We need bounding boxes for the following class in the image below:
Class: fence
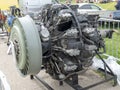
[98,18,120,60]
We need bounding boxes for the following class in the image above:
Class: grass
[105,33,120,58]
[99,21,120,59]
[88,1,120,60]
[96,2,116,10]
[59,0,75,4]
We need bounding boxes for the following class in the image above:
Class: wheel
[10,15,42,76]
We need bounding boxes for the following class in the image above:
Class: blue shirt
[7,15,15,27]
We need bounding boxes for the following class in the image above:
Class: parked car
[113,10,120,20]
[77,3,103,14]
[77,3,120,20]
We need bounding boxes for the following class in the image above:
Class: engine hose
[82,35,94,45]
[59,5,83,42]
[51,31,66,41]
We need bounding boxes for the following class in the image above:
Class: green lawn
[96,2,116,10]
[97,2,120,59]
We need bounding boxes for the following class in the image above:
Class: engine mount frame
[30,52,117,90]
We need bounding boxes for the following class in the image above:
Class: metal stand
[62,52,117,90]
[64,73,117,90]
[30,75,54,90]
[30,52,117,90]
[64,74,83,90]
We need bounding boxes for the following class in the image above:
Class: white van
[18,0,52,15]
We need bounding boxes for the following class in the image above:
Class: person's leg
[1,25,3,31]
[1,21,3,32]
[0,21,2,31]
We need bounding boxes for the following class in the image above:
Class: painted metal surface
[10,15,42,76]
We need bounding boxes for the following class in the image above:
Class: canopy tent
[0,0,18,10]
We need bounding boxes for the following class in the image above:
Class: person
[7,14,15,45]
[76,0,80,3]
[0,9,3,31]
[115,0,120,10]
[76,0,83,3]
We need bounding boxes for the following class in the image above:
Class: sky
[0,0,18,10]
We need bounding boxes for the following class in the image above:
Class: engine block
[10,1,114,81]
